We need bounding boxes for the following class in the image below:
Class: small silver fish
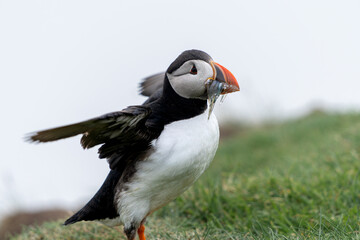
[206,79,225,119]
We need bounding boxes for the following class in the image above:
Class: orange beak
[210,61,240,94]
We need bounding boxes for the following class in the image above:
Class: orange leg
[137,224,146,240]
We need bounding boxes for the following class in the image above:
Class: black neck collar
[146,76,207,129]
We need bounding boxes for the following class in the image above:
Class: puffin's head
[166,50,239,100]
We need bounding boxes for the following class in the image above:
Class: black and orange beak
[210,61,240,94]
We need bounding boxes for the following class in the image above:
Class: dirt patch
[0,209,71,239]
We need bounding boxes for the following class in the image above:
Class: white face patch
[166,60,213,99]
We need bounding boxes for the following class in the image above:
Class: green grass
[11,112,360,239]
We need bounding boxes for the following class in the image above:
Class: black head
[167,50,213,74]
[149,49,239,125]
[164,49,239,103]
[165,50,214,100]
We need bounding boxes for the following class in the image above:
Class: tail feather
[64,170,122,225]
[64,211,83,225]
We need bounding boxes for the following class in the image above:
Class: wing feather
[139,72,165,97]
[27,105,154,170]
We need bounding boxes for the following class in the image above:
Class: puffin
[27,49,239,240]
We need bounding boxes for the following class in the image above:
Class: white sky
[0,0,359,218]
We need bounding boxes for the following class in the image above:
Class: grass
[11,112,360,239]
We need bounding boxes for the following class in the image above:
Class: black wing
[28,105,154,170]
[139,72,165,97]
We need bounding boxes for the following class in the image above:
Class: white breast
[116,110,219,229]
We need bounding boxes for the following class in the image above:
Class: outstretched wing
[27,105,154,170]
[139,72,165,97]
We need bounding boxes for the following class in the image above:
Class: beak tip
[226,85,240,94]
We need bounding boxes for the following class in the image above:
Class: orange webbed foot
[138,224,146,240]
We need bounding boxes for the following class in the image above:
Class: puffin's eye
[190,65,197,75]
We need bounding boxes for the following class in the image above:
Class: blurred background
[0,0,359,237]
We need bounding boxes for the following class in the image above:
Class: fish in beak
[206,61,240,118]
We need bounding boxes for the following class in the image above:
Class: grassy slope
[11,112,360,240]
